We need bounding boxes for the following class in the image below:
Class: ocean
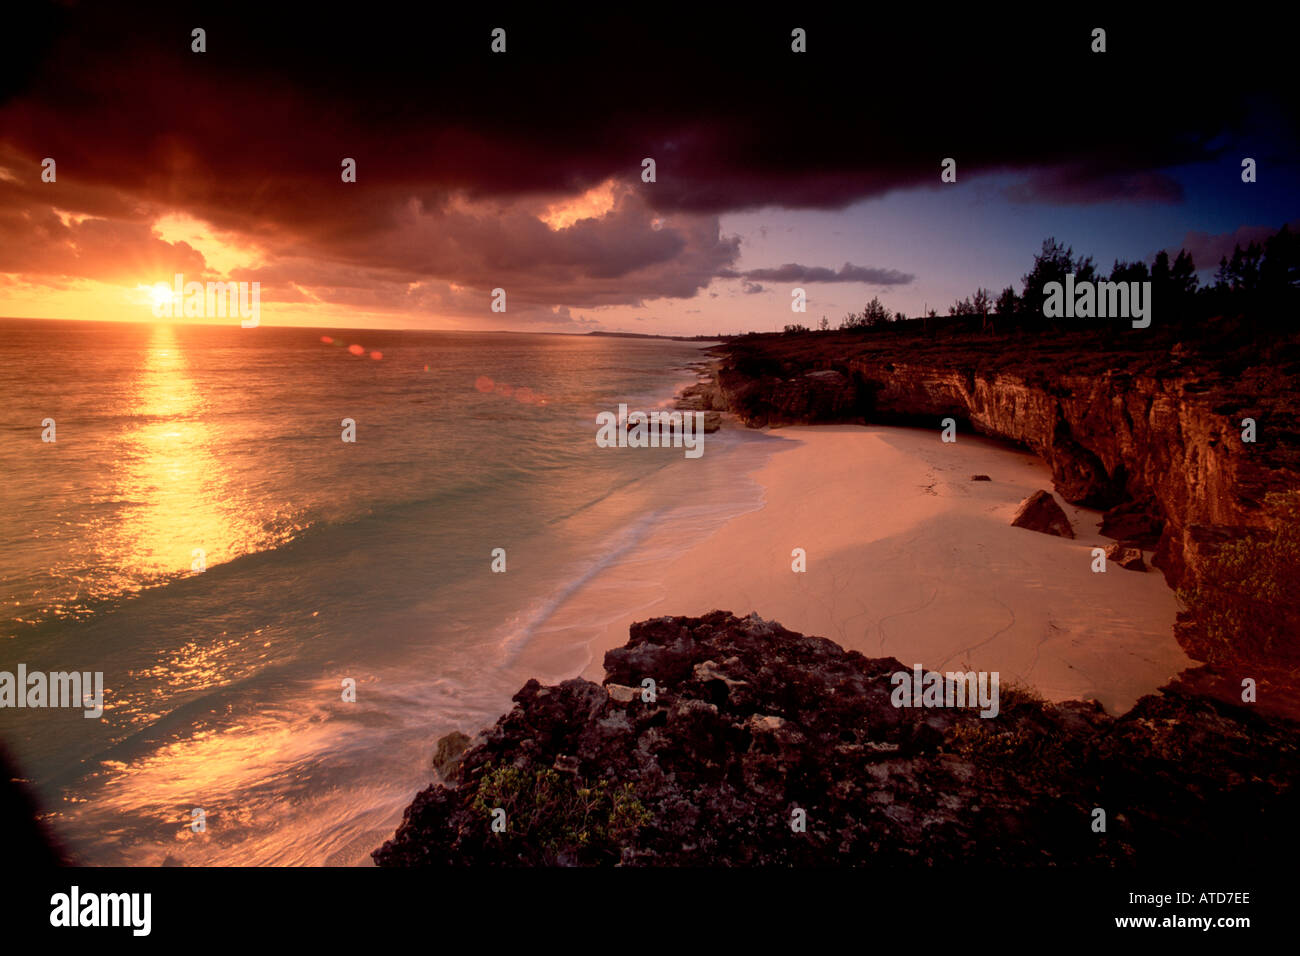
[0,318,778,865]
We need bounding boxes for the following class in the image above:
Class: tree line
[786,223,1299,334]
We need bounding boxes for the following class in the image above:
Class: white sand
[518,424,1193,715]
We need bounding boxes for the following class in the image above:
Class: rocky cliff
[689,326,1300,663]
[373,612,1300,866]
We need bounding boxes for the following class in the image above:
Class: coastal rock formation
[716,365,861,427]
[842,362,1284,594]
[676,377,725,413]
[373,612,1300,867]
[1011,490,1074,538]
[676,377,725,433]
[703,330,1300,663]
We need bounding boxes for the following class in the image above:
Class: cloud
[0,201,206,281]
[0,6,1292,324]
[1005,166,1185,205]
[727,262,914,286]
[2,10,1283,221]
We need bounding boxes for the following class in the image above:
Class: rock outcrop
[717,367,860,428]
[675,372,726,432]
[839,361,1287,592]
[702,328,1300,662]
[374,612,1300,867]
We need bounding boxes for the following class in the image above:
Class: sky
[1,6,1296,335]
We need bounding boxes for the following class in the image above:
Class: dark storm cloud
[2,8,1287,217]
[1005,166,1186,205]
[0,5,1293,313]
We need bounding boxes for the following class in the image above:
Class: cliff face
[374,612,1300,867]
[849,362,1276,588]
[706,351,1295,613]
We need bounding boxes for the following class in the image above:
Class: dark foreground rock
[0,744,68,866]
[373,612,1299,867]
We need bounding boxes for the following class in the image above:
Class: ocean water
[0,319,778,865]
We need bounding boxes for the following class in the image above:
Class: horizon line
[0,315,725,339]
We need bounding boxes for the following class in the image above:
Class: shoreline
[518,422,1192,715]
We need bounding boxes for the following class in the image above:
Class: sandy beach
[520,423,1193,715]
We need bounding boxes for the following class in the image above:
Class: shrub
[945,679,1063,768]
[470,765,651,865]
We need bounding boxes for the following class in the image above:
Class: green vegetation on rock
[470,765,651,865]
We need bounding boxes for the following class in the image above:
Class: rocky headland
[374,611,1299,866]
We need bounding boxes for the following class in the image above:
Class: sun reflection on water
[95,324,276,589]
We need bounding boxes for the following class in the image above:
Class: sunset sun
[148,282,177,312]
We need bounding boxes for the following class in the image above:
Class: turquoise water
[0,319,775,864]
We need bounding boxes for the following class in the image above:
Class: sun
[148,283,179,314]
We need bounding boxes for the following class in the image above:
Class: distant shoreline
[0,316,726,340]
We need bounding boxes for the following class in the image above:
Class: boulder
[431,730,472,782]
[1011,490,1074,538]
[1105,542,1147,571]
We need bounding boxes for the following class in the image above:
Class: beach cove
[519,423,1193,715]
